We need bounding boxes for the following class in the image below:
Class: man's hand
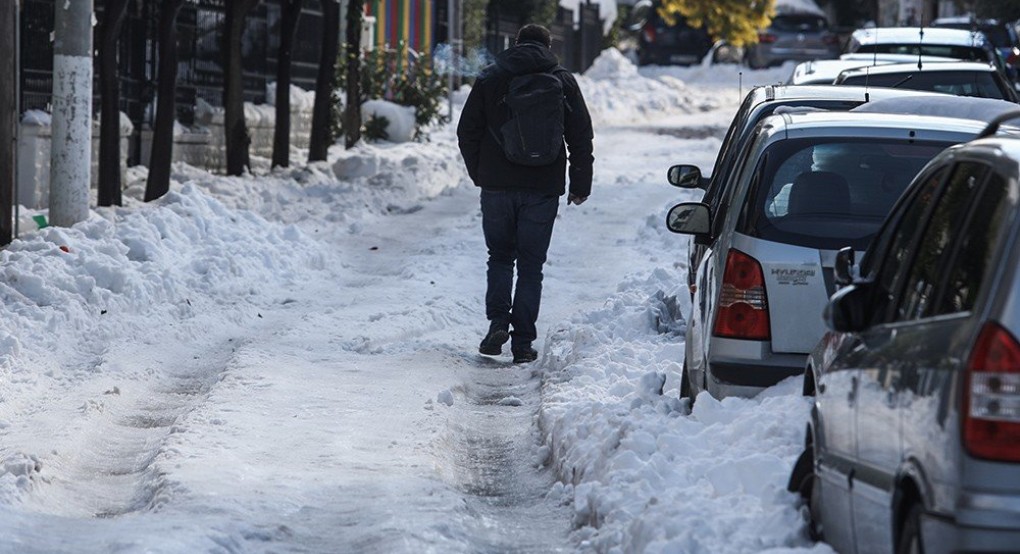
[568,194,588,206]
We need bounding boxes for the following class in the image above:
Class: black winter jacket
[456,42,594,198]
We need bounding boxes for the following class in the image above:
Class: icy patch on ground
[537,269,835,553]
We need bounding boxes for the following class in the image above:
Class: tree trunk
[343,0,362,150]
[145,0,186,202]
[272,0,303,169]
[224,0,260,176]
[0,0,16,244]
[49,0,93,227]
[98,0,130,207]
[309,0,340,161]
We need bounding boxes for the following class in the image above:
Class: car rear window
[771,15,828,32]
[738,138,952,250]
[856,44,989,62]
[839,70,1010,100]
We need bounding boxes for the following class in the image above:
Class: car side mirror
[668,165,704,189]
[834,246,855,288]
[824,283,871,333]
[666,202,711,235]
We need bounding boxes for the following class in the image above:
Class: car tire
[897,503,925,554]
[680,359,694,409]
[803,366,816,397]
[788,436,823,542]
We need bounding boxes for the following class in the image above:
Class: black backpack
[491,71,566,167]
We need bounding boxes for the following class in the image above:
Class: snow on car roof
[789,59,893,85]
[838,60,999,78]
[840,52,962,63]
[850,95,1020,122]
[851,26,989,47]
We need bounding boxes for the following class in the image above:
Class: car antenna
[738,71,743,103]
[917,24,924,71]
[865,27,877,103]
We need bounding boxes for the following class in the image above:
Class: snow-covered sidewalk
[0,50,833,553]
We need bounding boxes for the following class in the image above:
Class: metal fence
[484,1,604,73]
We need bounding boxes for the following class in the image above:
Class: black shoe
[511,345,538,364]
[479,323,510,355]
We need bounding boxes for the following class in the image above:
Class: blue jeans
[480,190,559,347]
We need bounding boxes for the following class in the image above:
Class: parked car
[932,16,1020,84]
[845,27,1005,76]
[745,10,840,69]
[665,111,987,400]
[673,85,948,308]
[629,0,713,66]
[834,61,1020,102]
[789,111,1020,554]
[788,53,959,85]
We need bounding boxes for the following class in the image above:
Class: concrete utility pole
[49,0,94,227]
[1,0,16,244]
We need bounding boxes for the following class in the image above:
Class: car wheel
[680,359,696,412]
[788,436,823,541]
[897,503,925,554]
[803,365,816,397]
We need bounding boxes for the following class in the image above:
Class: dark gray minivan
[790,113,1020,554]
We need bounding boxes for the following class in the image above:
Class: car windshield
[739,138,951,250]
[839,70,1009,100]
[856,44,989,62]
[771,15,828,33]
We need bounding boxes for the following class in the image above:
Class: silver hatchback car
[666,111,988,399]
[790,112,1020,553]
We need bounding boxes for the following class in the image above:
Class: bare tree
[343,0,362,149]
[224,0,261,176]
[309,0,340,161]
[272,0,303,168]
[145,0,187,201]
[98,0,130,207]
[1,0,15,244]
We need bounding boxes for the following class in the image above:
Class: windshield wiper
[891,75,914,88]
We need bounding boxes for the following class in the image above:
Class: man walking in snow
[457,24,594,364]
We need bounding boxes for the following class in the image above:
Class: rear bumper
[923,491,1020,553]
[711,359,804,387]
[705,342,806,397]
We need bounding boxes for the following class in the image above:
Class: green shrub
[362,114,390,142]
[333,45,448,141]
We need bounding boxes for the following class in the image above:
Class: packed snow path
[1,57,826,552]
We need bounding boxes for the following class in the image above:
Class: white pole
[49,0,94,227]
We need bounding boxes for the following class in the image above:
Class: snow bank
[537,268,832,553]
[361,99,417,143]
[580,49,719,126]
[266,82,316,111]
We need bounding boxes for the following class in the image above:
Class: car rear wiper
[891,74,915,88]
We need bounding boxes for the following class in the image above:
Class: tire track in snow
[22,339,240,519]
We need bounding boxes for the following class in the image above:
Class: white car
[788,53,959,85]
[834,61,1020,102]
[666,111,988,399]
[845,27,1004,73]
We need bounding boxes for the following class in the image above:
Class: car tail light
[643,23,656,44]
[823,33,839,46]
[713,249,770,340]
[963,322,1020,463]
[1008,48,1019,66]
[758,33,777,44]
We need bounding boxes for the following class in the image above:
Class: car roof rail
[978,111,1020,139]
